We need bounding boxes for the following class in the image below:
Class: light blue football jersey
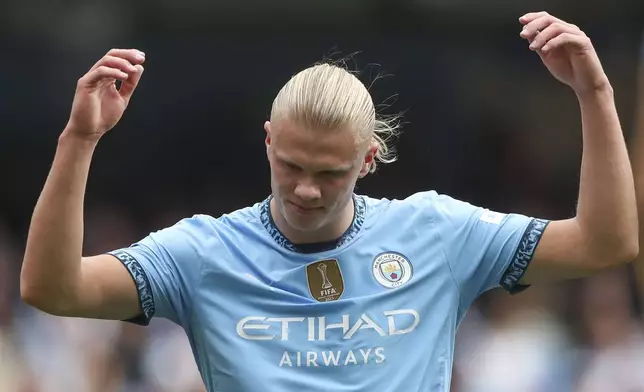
[109,191,548,392]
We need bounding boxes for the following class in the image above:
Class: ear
[264,121,272,159]
[264,121,272,148]
[359,145,378,178]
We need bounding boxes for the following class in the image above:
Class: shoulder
[146,201,264,249]
[361,190,473,217]
[360,191,505,234]
[215,201,263,228]
[208,201,265,242]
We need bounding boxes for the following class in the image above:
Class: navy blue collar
[259,194,366,253]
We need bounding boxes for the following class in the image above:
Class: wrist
[575,79,614,102]
[59,126,102,147]
[58,127,101,151]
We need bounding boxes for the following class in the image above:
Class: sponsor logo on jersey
[278,347,386,368]
[236,309,420,368]
[306,259,344,302]
[372,252,413,288]
[236,309,420,341]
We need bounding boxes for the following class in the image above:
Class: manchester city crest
[372,252,413,288]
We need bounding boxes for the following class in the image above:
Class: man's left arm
[517,12,639,285]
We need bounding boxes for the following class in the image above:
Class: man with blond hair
[20,11,638,392]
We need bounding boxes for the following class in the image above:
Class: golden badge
[306,259,344,302]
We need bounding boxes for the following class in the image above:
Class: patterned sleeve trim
[108,249,156,326]
[500,218,550,295]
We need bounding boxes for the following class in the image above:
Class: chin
[284,213,327,233]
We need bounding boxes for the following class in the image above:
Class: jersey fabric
[108,191,549,392]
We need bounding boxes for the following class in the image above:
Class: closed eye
[278,157,350,177]
[320,170,347,178]
[282,160,302,171]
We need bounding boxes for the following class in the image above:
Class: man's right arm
[20,49,146,320]
[20,131,142,320]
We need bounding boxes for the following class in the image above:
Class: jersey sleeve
[107,215,209,327]
[426,192,550,306]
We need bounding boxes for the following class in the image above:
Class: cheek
[325,177,355,199]
[272,166,296,191]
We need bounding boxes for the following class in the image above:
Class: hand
[65,49,146,141]
[519,12,609,95]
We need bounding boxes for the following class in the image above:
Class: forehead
[270,119,361,167]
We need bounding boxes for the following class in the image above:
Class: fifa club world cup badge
[306,259,344,302]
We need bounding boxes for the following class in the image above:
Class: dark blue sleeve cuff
[108,249,156,326]
[500,218,550,295]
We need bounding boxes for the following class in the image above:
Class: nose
[293,181,321,201]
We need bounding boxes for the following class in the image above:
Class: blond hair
[270,62,401,174]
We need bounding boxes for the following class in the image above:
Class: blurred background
[1,0,643,391]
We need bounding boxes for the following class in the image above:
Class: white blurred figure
[575,268,644,392]
[142,319,204,392]
[0,223,34,392]
[455,287,574,392]
[15,309,124,392]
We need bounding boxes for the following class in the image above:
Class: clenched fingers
[520,13,578,38]
[91,55,139,74]
[119,64,145,101]
[527,23,584,52]
[519,12,587,52]
[80,65,130,88]
[93,48,145,69]
[79,48,146,90]
[539,33,592,53]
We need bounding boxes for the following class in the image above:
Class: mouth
[288,201,323,214]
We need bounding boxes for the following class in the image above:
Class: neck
[270,196,355,245]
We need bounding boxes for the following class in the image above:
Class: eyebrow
[277,155,354,173]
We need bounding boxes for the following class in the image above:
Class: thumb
[119,64,144,101]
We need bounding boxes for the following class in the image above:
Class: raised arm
[514,12,638,285]
[20,49,146,319]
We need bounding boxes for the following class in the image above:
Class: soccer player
[20,12,638,391]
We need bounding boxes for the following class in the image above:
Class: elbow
[20,277,52,314]
[588,233,639,268]
[20,266,39,308]
[20,260,43,310]
[616,236,639,264]
[616,221,640,263]
[20,281,48,312]
[20,269,73,317]
[20,288,73,317]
